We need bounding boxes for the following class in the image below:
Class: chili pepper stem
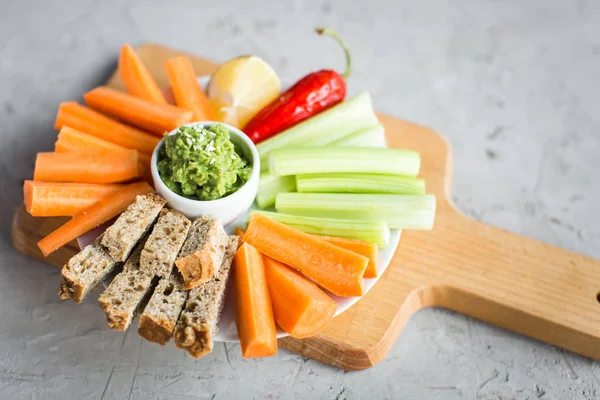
[315,28,352,79]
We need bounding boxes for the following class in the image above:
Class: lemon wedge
[207,56,281,129]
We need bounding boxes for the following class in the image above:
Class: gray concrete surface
[1,0,599,399]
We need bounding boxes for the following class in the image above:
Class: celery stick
[270,147,421,177]
[255,126,388,208]
[329,124,387,147]
[275,193,436,230]
[385,210,436,230]
[255,124,387,207]
[296,173,425,194]
[256,172,296,209]
[248,210,391,247]
[257,92,379,171]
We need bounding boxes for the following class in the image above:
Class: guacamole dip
[157,124,252,201]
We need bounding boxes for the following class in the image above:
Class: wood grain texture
[11,44,600,370]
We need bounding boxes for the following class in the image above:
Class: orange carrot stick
[54,102,159,155]
[55,126,151,172]
[234,243,278,358]
[119,44,167,104]
[313,235,379,278]
[84,87,193,136]
[165,56,217,121]
[164,87,176,105]
[34,151,139,184]
[23,181,124,217]
[264,257,337,338]
[56,125,133,154]
[236,227,378,278]
[243,213,368,297]
[37,181,154,256]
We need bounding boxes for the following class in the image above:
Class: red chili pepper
[243,28,351,144]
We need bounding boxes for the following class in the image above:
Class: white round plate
[77,76,401,342]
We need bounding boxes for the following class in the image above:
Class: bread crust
[58,234,121,303]
[174,236,239,358]
[101,193,166,262]
[140,209,191,278]
[175,216,229,290]
[98,237,155,331]
[138,271,188,345]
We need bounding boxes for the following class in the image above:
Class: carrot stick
[165,56,217,121]
[234,243,278,358]
[56,125,132,154]
[243,213,368,297]
[313,235,379,278]
[54,102,159,155]
[34,151,140,184]
[37,181,154,256]
[264,257,337,338]
[235,227,378,278]
[119,44,167,104]
[84,87,193,136]
[55,126,151,173]
[23,181,124,217]
[164,87,176,105]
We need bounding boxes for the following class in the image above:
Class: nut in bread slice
[98,237,156,331]
[101,193,166,262]
[174,236,239,358]
[58,234,121,303]
[175,216,229,290]
[140,209,191,278]
[138,270,188,345]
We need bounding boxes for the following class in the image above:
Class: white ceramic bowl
[150,121,260,225]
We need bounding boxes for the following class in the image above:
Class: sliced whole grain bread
[98,237,156,331]
[140,209,191,278]
[175,216,229,290]
[174,236,239,358]
[102,193,166,262]
[138,270,189,345]
[58,234,122,303]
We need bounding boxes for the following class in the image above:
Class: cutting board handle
[399,208,600,359]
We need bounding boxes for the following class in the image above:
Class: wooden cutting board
[12,44,600,370]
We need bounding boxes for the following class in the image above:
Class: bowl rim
[150,121,260,205]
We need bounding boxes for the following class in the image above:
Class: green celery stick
[254,125,388,208]
[385,210,436,230]
[329,124,386,147]
[257,92,379,171]
[256,172,296,209]
[295,173,425,194]
[275,193,436,230]
[248,210,390,247]
[254,124,389,207]
[270,147,421,177]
